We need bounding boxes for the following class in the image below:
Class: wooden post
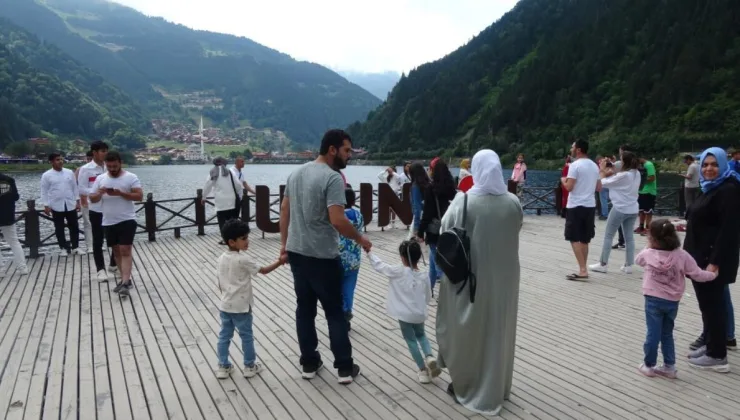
[241,190,251,223]
[195,189,206,236]
[677,181,686,217]
[174,227,181,239]
[144,193,156,242]
[507,179,517,195]
[24,200,41,259]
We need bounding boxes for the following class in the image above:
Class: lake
[11,163,684,203]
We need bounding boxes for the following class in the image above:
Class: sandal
[566,273,589,281]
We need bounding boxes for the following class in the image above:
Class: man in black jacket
[0,172,29,276]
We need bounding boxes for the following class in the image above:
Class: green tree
[4,141,32,157]
[159,154,172,165]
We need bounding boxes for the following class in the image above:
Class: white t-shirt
[566,158,600,208]
[368,253,431,324]
[217,251,260,313]
[601,169,641,214]
[91,171,142,226]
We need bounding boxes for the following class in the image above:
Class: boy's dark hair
[90,141,109,152]
[574,139,589,155]
[48,153,61,162]
[221,219,250,243]
[86,150,94,158]
[344,186,356,209]
[399,240,422,267]
[648,219,681,251]
[105,151,122,162]
[319,129,352,155]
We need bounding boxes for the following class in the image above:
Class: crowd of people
[0,130,738,416]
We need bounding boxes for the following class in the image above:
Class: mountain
[338,70,401,101]
[0,18,146,149]
[0,0,382,146]
[347,0,740,163]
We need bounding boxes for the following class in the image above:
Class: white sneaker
[425,355,442,378]
[589,263,608,273]
[109,266,118,273]
[243,363,263,378]
[97,270,109,282]
[61,249,70,257]
[216,365,234,379]
[418,369,431,384]
[620,265,633,274]
[73,248,86,256]
[19,266,30,275]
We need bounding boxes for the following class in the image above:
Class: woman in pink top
[635,220,716,379]
[510,153,527,197]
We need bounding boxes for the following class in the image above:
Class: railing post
[554,185,563,215]
[144,193,156,242]
[507,179,518,195]
[241,190,250,223]
[195,189,206,236]
[24,200,41,259]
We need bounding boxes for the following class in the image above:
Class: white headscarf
[468,149,508,196]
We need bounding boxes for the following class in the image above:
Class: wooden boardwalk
[0,216,738,419]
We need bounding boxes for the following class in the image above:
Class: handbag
[426,192,442,235]
[228,169,241,216]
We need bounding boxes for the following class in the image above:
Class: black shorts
[564,206,596,244]
[105,220,137,246]
[638,194,656,213]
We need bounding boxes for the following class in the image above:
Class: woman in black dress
[684,147,740,372]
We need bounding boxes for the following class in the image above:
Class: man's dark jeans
[288,251,353,371]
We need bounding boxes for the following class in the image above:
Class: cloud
[113,0,519,73]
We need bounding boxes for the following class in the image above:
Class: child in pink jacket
[635,220,717,378]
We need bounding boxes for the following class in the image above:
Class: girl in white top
[590,151,642,274]
[367,240,441,383]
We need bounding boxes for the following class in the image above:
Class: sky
[114,0,520,74]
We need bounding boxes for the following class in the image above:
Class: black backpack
[435,194,476,303]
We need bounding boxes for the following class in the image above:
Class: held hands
[44,206,51,216]
[279,245,288,264]
[707,264,719,277]
[358,235,372,252]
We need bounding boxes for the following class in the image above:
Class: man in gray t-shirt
[279,129,371,385]
[682,154,701,214]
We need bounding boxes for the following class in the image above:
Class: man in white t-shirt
[231,157,256,199]
[89,151,143,296]
[560,139,601,280]
[681,154,701,215]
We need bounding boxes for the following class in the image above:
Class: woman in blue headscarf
[683,147,740,373]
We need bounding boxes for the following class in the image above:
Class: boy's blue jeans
[218,310,256,367]
[342,269,360,313]
[643,296,679,367]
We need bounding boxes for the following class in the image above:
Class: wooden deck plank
[1,216,739,419]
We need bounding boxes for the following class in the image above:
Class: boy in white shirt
[216,219,282,379]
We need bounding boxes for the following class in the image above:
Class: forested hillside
[0,0,381,146]
[0,19,146,149]
[348,0,740,163]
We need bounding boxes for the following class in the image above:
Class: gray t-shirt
[285,162,346,259]
[685,162,700,188]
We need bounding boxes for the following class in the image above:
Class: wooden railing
[11,181,684,258]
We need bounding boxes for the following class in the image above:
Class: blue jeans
[599,189,610,217]
[643,296,679,367]
[342,269,359,313]
[428,244,442,291]
[399,321,433,370]
[599,209,637,266]
[287,252,353,371]
[218,310,256,367]
[726,285,735,340]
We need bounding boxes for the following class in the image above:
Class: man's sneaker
[588,263,608,273]
[338,364,360,385]
[97,270,109,282]
[118,285,130,297]
[620,265,633,274]
[73,248,86,256]
[113,282,124,293]
[244,363,263,378]
[688,345,706,359]
[687,355,730,373]
[418,369,431,384]
[638,363,656,377]
[653,364,677,379]
[689,334,706,350]
[728,338,737,350]
[301,360,323,380]
[425,355,442,378]
[61,249,70,257]
[216,365,234,379]
[612,243,625,250]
